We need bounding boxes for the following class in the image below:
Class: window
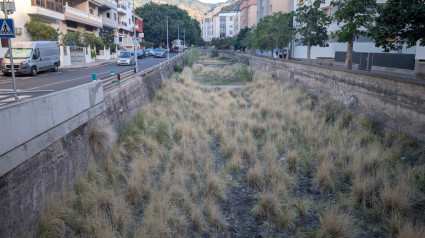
[114,13,117,20]
[230,16,233,21]
[322,7,331,16]
[128,19,131,25]
[33,48,40,59]
[230,30,233,35]
[270,4,272,13]
[1,38,9,48]
[85,26,93,31]
[66,21,78,28]
[90,9,93,15]
[107,12,110,18]
[32,0,63,13]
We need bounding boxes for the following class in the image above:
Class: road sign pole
[2,0,17,100]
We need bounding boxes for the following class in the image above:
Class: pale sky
[198,0,226,4]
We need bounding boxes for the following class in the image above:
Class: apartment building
[292,0,417,60]
[233,11,241,36]
[99,0,120,45]
[257,0,291,22]
[201,11,237,42]
[240,0,257,29]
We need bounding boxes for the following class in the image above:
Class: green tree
[253,12,294,57]
[331,0,377,69]
[368,0,425,52]
[24,17,59,41]
[135,3,203,48]
[295,0,330,62]
[234,27,250,51]
[82,32,104,49]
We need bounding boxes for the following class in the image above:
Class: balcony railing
[100,0,117,9]
[117,3,126,14]
[64,3,102,28]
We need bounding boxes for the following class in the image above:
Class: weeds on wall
[210,49,219,58]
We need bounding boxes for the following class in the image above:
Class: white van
[2,41,60,76]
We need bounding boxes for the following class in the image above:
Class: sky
[198,0,226,4]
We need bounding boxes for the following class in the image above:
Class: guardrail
[100,54,183,90]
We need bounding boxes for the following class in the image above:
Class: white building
[200,11,237,42]
[292,0,419,61]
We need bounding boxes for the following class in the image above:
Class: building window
[1,38,9,48]
[230,16,233,21]
[322,7,331,16]
[270,4,272,13]
[107,12,110,18]
[32,0,63,13]
[90,9,93,15]
[85,26,93,31]
[114,13,117,20]
[128,19,131,25]
[66,21,78,28]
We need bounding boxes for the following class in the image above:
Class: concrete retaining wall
[0,55,183,237]
[219,51,425,140]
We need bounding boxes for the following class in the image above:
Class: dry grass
[320,208,353,237]
[37,64,425,237]
[89,124,117,156]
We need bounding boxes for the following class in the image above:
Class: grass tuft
[89,124,117,156]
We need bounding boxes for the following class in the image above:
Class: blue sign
[0,19,14,38]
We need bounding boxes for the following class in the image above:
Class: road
[0,53,178,102]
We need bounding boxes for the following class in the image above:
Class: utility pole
[184,29,185,51]
[177,23,180,54]
[2,0,17,101]
[166,16,169,59]
[132,0,138,72]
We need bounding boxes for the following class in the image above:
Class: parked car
[2,41,60,76]
[117,51,136,66]
[154,48,166,58]
[136,49,147,59]
[146,48,155,56]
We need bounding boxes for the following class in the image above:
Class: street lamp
[2,0,17,100]
[166,16,169,59]
[132,0,138,72]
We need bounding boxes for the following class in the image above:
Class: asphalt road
[0,53,178,103]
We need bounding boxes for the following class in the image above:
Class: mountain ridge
[134,0,239,21]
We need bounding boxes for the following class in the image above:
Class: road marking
[54,72,63,74]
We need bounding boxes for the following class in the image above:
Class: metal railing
[0,90,55,105]
[100,54,183,90]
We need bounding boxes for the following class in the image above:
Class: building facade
[201,12,237,42]
[257,0,291,22]
[240,0,257,29]
[0,0,143,58]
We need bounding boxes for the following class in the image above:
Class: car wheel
[30,67,37,76]
[52,63,58,72]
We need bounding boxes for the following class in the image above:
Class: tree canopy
[331,0,376,69]
[253,12,294,57]
[24,17,60,42]
[295,0,330,62]
[135,3,203,48]
[368,0,425,52]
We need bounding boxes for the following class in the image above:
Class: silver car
[117,52,136,66]
[154,48,166,58]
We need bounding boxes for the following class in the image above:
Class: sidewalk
[60,58,116,69]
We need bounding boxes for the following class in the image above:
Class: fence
[100,54,183,90]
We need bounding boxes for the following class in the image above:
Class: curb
[60,60,116,70]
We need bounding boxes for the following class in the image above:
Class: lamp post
[166,16,169,59]
[183,29,185,51]
[177,23,180,54]
[132,0,138,72]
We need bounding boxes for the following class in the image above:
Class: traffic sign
[0,19,15,38]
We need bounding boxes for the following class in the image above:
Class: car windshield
[154,49,163,52]
[137,49,143,53]
[147,48,153,51]
[120,52,131,58]
[5,48,33,59]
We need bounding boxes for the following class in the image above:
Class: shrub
[173,64,183,73]
[89,124,117,156]
[24,17,59,41]
[238,63,253,82]
[182,48,200,67]
[210,49,219,57]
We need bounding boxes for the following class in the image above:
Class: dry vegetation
[37,65,425,237]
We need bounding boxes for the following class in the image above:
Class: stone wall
[0,55,183,237]
[219,51,425,140]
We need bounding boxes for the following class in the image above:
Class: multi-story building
[0,0,107,57]
[240,0,257,29]
[99,0,120,45]
[233,11,241,36]
[201,12,237,42]
[292,0,417,60]
[257,0,291,22]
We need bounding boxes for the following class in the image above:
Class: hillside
[135,0,239,20]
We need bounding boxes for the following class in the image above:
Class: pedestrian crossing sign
[0,19,15,38]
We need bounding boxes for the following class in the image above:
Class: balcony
[117,3,126,14]
[119,21,131,31]
[102,16,118,29]
[64,3,102,28]
[100,0,117,10]
[27,5,65,21]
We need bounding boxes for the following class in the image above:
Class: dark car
[136,49,147,59]
[154,48,166,58]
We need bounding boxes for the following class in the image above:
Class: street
[0,53,179,102]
